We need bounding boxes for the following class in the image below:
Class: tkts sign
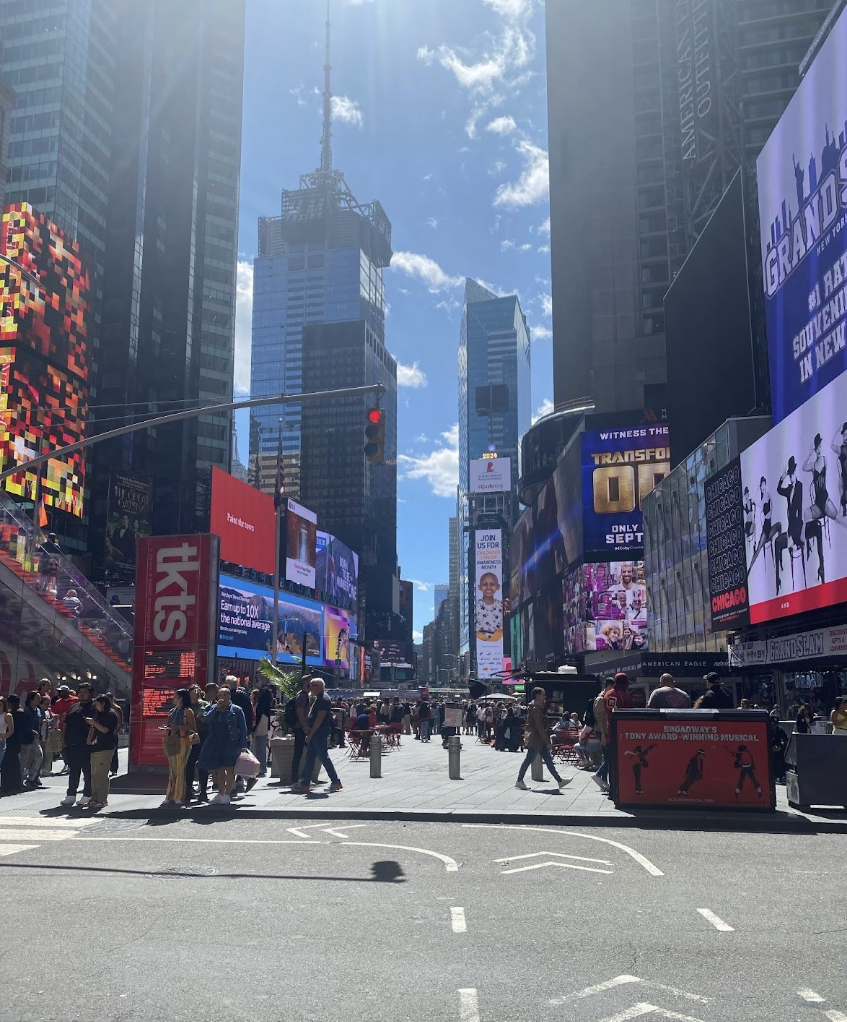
[130,535,219,770]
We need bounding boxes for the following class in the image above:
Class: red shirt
[603,685,634,733]
[53,696,78,726]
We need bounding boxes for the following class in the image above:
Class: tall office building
[0,0,245,553]
[434,584,449,617]
[458,279,530,666]
[545,0,832,415]
[250,10,391,503]
[0,49,14,211]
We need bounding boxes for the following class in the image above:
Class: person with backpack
[287,675,311,786]
[60,682,96,807]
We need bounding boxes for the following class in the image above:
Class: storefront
[580,651,738,706]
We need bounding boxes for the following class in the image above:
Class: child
[475,571,504,642]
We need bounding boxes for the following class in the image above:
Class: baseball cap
[703,672,720,684]
[614,672,629,686]
[58,684,70,694]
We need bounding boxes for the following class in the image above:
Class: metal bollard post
[448,735,461,779]
[370,733,382,778]
[530,754,544,782]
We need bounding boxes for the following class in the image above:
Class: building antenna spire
[320,0,333,174]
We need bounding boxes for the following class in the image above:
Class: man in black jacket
[60,682,95,807]
[699,672,733,709]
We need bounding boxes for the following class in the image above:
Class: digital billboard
[563,561,649,654]
[315,531,358,605]
[704,458,750,629]
[210,466,275,575]
[474,528,505,679]
[217,574,322,664]
[285,498,317,587]
[469,457,511,494]
[372,639,411,669]
[104,470,151,579]
[756,6,847,423]
[324,605,353,671]
[581,422,670,555]
[740,367,847,623]
[0,204,91,517]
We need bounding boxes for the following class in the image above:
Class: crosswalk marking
[0,844,38,856]
[0,815,101,857]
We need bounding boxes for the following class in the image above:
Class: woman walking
[161,689,196,807]
[515,687,572,790]
[184,684,209,801]
[251,687,273,779]
[831,696,847,735]
[86,694,118,810]
[197,686,247,806]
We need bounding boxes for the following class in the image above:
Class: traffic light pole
[0,382,387,486]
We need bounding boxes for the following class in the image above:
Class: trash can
[785,733,847,812]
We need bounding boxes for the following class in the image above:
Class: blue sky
[235,0,552,641]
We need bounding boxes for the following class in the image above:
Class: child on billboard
[475,571,509,642]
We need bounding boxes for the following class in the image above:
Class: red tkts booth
[610,709,776,812]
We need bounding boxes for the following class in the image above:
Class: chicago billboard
[469,457,511,494]
[563,561,649,654]
[741,368,847,623]
[285,498,317,587]
[704,458,750,629]
[474,529,505,679]
[756,6,847,423]
[210,466,275,575]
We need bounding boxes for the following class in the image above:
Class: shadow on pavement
[0,860,407,883]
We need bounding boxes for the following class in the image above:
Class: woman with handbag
[184,684,208,801]
[197,685,247,806]
[86,694,118,809]
[161,689,196,807]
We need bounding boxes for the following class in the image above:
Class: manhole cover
[146,865,218,880]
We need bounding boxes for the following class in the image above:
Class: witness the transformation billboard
[563,561,648,654]
[581,422,670,556]
[756,6,847,424]
[474,529,505,679]
[210,466,275,575]
[285,498,317,587]
[315,531,358,606]
[104,470,151,579]
[704,458,750,629]
[469,457,511,494]
[741,368,847,623]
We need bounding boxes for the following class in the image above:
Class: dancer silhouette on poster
[624,744,656,795]
[727,744,763,797]
[677,748,706,795]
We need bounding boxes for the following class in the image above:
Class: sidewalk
[2,738,845,832]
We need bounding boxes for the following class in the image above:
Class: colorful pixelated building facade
[0,204,89,517]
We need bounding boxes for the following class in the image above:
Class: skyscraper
[0,51,14,211]
[545,0,832,415]
[250,8,392,503]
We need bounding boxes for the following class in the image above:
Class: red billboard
[612,710,775,811]
[129,534,219,769]
[210,466,275,574]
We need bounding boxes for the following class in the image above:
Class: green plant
[256,658,301,700]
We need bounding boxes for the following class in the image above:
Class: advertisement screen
[315,531,358,605]
[563,561,649,654]
[469,457,511,494]
[217,574,322,664]
[756,6,847,423]
[210,466,276,574]
[373,639,411,669]
[104,470,151,579]
[740,368,847,622]
[704,458,750,629]
[285,498,317,587]
[323,605,353,671]
[474,528,505,679]
[0,204,90,518]
[581,422,670,555]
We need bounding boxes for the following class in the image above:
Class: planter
[269,735,322,784]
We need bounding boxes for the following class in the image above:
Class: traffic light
[364,407,385,462]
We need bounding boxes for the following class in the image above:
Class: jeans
[251,733,268,775]
[419,720,430,741]
[65,745,92,798]
[291,728,306,784]
[595,744,610,784]
[19,740,43,784]
[300,731,339,786]
[517,745,562,783]
[185,739,202,795]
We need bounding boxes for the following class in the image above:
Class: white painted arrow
[551,975,711,1007]
[285,823,370,839]
[597,1003,706,1022]
[494,851,613,875]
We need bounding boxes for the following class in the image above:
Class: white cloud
[331,94,364,128]
[427,216,438,229]
[407,580,434,594]
[531,324,552,341]
[532,397,554,423]
[539,216,551,234]
[399,423,459,498]
[396,360,428,388]
[541,293,552,316]
[391,251,463,293]
[501,239,515,251]
[484,0,536,16]
[486,114,517,136]
[234,259,253,395]
[494,140,549,208]
[413,630,424,643]
[537,243,550,253]
[489,160,507,176]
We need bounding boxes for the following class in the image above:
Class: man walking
[699,672,733,709]
[515,687,571,790]
[600,672,635,792]
[592,677,615,793]
[291,677,342,794]
[60,682,96,807]
[290,675,311,785]
[647,673,691,709]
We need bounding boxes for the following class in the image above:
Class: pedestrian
[19,691,43,789]
[251,686,273,781]
[290,677,342,794]
[60,682,96,806]
[104,693,123,776]
[592,677,615,793]
[599,673,635,791]
[401,700,412,735]
[51,684,78,775]
[795,703,814,734]
[830,696,847,735]
[230,680,254,795]
[417,696,431,742]
[185,684,210,801]
[197,685,247,806]
[770,709,788,783]
[290,675,311,785]
[465,702,476,735]
[515,687,572,790]
[161,688,196,808]
[86,694,118,810]
[739,698,752,710]
[0,695,10,777]
[39,695,57,776]
[0,694,23,796]
[699,672,733,709]
[647,673,691,709]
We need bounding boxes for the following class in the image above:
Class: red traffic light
[367,408,382,423]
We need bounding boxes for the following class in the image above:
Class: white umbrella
[483,693,517,701]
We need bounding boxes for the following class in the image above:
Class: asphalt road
[0,814,843,1022]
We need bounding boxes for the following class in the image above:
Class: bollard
[370,733,382,778]
[448,735,461,779]
[530,754,544,782]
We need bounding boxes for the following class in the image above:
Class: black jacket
[64,699,95,747]
[699,685,733,710]
[231,689,254,733]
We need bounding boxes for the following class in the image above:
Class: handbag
[187,731,201,746]
[235,748,261,777]
[162,732,182,757]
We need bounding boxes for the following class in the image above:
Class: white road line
[79,837,322,845]
[0,816,99,828]
[458,988,480,1022]
[494,851,613,865]
[824,1011,847,1022]
[0,844,38,857]
[798,990,825,1003]
[322,824,370,839]
[0,829,77,841]
[552,975,641,1003]
[450,907,466,933]
[648,983,711,1005]
[598,1006,706,1022]
[500,860,613,875]
[696,908,734,932]
[462,824,664,876]
[343,841,460,872]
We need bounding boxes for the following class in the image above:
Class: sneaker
[329,781,343,792]
[245,777,258,792]
[515,779,528,790]
[60,794,75,806]
[159,799,174,808]
[290,782,311,793]
[217,794,231,805]
[591,775,610,792]
[88,801,105,810]
[558,777,572,788]
[76,797,91,808]
[210,793,225,804]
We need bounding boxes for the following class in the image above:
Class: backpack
[284,696,299,730]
